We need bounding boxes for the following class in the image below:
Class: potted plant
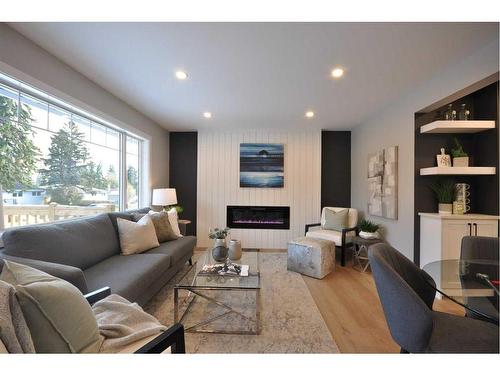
[358,219,381,239]
[209,227,231,262]
[451,138,469,167]
[430,179,455,214]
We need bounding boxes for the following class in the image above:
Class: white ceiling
[8,22,499,131]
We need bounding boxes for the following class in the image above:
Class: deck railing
[3,203,115,228]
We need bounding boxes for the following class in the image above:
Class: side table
[178,219,191,236]
[351,236,383,272]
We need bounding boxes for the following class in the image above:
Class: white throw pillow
[167,208,183,237]
[117,215,160,255]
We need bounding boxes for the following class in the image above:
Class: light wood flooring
[302,259,465,353]
[195,248,464,353]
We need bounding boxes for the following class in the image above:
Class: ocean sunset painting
[240,143,284,188]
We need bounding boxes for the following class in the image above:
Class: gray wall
[351,39,499,260]
[0,23,170,203]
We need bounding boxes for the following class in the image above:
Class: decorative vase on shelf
[228,239,242,260]
[438,203,453,215]
[359,231,380,240]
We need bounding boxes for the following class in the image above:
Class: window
[0,72,145,229]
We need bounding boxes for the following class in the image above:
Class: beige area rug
[144,252,339,353]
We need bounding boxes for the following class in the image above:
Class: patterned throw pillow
[133,211,178,243]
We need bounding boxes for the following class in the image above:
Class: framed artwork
[240,143,284,188]
[367,146,398,219]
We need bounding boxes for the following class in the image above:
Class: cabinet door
[442,220,471,259]
[473,220,499,237]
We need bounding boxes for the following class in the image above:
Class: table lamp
[152,188,177,211]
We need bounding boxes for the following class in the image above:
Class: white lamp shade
[152,188,177,206]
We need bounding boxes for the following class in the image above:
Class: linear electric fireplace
[227,205,290,230]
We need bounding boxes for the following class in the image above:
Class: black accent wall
[169,132,198,236]
[321,131,351,209]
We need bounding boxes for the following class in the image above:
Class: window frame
[0,73,145,212]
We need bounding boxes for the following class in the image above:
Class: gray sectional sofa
[0,208,196,306]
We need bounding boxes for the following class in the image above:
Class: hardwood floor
[303,259,465,353]
[195,247,465,353]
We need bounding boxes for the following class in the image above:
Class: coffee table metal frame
[174,250,261,335]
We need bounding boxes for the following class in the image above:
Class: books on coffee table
[199,263,249,277]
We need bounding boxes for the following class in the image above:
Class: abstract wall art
[240,143,284,188]
[367,145,398,219]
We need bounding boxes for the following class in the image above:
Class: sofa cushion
[0,260,101,353]
[323,208,348,231]
[117,216,159,255]
[83,254,171,303]
[306,229,354,247]
[1,214,119,270]
[145,236,196,264]
[132,211,178,243]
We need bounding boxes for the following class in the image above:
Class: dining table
[422,259,499,325]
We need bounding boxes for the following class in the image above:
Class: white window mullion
[119,132,127,211]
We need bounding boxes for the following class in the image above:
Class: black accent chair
[84,286,185,354]
[460,236,499,322]
[369,243,499,353]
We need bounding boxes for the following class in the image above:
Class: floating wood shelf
[419,166,496,175]
[420,120,495,134]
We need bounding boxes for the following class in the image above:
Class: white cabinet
[419,213,499,268]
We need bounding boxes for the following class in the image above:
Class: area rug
[144,252,339,353]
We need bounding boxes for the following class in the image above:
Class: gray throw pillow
[323,208,349,231]
[133,211,178,243]
[0,260,101,353]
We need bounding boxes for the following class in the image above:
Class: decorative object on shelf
[152,188,178,211]
[430,179,455,214]
[367,146,398,219]
[228,239,242,260]
[436,148,451,167]
[458,103,471,121]
[358,219,381,239]
[451,138,469,167]
[455,183,471,213]
[453,200,465,215]
[240,143,284,188]
[444,104,456,120]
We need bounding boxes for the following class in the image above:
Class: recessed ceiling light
[203,112,212,119]
[331,68,344,78]
[305,111,315,118]
[175,71,188,80]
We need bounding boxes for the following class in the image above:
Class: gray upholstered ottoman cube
[287,237,335,279]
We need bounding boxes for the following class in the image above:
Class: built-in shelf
[419,166,496,175]
[420,120,495,134]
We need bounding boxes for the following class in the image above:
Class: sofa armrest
[0,254,89,293]
[304,223,321,235]
[135,323,185,354]
[84,286,111,305]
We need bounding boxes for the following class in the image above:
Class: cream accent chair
[305,207,358,267]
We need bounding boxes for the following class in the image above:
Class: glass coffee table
[174,249,261,334]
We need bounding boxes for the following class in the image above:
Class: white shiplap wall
[197,130,321,249]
